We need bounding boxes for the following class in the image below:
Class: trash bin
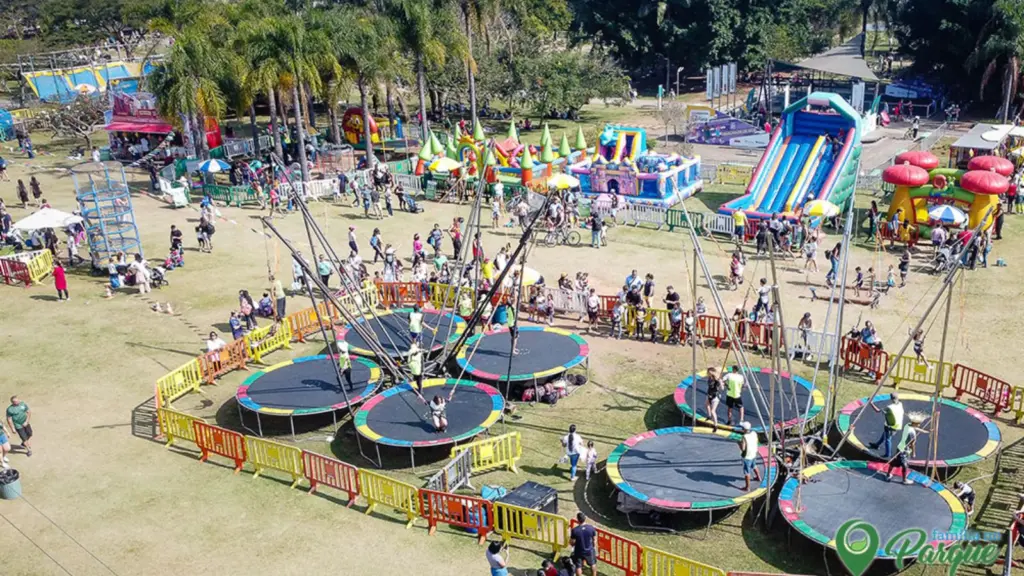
[0,468,22,500]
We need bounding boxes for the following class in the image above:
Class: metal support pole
[927,280,955,480]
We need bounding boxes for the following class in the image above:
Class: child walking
[584,441,599,480]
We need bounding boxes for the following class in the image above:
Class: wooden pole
[691,239,698,426]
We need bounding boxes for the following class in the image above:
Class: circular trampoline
[355,378,503,467]
[779,461,968,559]
[606,427,778,512]
[675,369,824,433]
[455,327,589,382]
[836,393,1001,468]
[236,354,383,436]
[336,308,466,359]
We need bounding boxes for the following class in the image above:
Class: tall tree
[388,0,466,140]
[325,6,402,171]
[147,28,226,159]
[969,0,1024,120]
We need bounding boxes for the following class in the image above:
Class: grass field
[1,110,1022,576]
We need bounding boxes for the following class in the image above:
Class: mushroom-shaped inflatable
[895,150,939,171]
[960,169,1010,230]
[967,155,1014,177]
[883,163,931,229]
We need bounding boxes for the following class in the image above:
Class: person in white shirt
[738,422,761,491]
[558,424,585,481]
[205,331,226,363]
[140,137,149,153]
[953,481,976,514]
[91,147,101,163]
[585,288,600,333]
[752,278,773,320]
[584,440,599,480]
[491,198,501,228]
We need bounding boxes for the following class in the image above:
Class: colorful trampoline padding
[455,326,589,381]
[778,460,968,558]
[836,392,1000,467]
[675,368,824,433]
[354,379,503,447]
[236,355,382,416]
[336,308,466,358]
[606,426,777,510]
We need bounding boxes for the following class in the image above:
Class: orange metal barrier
[737,320,771,349]
[840,336,889,382]
[375,281,428,308]
[951,363,1012,415]
[302,451,360,506]
[286,305,331,343]
[418,489,494,544]
[569,519,642,576]
[697,315,728,347]
[192,421,248,473]
[199,338,248,384]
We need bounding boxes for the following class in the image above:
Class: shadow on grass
[130,395,160,441]
[644,395,683,430]
[30,294,59,302]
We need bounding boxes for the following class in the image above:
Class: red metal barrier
[697,315,728,347]
[418,489,494,544]
[0,258,30,286]
[198,338,249,384]
[737,320,771,349]
[598,295,619,319]
[192,421,247,473]
[569,519,642,576]
[302,450,360,505]
[951,363,1012,415]
[840,336,889,382]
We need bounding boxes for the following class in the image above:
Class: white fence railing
[784,327,836,364]
[394,173,422,195]
[424,448,473,493]
[619,204,668,229]
[703,213,735,236]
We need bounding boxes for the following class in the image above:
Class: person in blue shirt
[228,311,243,340]
[569,512,598,576]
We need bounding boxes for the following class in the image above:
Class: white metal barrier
[394,173,422,195]
[424,448,473,493]
[621,204,667,229]
[222,138,252,158]
[703,213,736,237]
[537,287,587,317]
[784,327,836,364]
[303,179,338,200]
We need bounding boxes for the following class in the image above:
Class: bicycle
[543,225,581,247]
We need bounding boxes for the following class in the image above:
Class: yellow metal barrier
[493,502,569,558]
[26,250,53,284]
[715,163,754,186]
[429,282,474,309]
[157,408,205,447]
[451,432,522,474]
[358,469,420,528]
[643,546,728,576]
[889,356,953,391]
[156,358,204,408]
[1012,386,1024,424]
[245,436,304,488]
[245,321,293,364]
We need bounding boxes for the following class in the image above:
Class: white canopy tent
[12,208,84,232]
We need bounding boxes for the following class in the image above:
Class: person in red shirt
[53,261,68,301]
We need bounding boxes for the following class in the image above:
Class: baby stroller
[150,266,169,287]
[403,193,424,213]
[931,244,958,274]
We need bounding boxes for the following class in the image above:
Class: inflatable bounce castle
[568,125,702,207]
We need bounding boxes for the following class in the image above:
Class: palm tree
[237,18,288,159]
[459,0,501,127]
[388,0,465,141]
[969,0,1024,121]
[148,28,226,160]
[325,6,402,171]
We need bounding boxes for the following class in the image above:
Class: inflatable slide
[720,92,862,220]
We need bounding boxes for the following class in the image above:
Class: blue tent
[0,109,14,141]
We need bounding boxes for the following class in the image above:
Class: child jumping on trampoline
[739,422,762,491]
[426,395,448,433]
[724,366,746,427]
[336,340,353,389]
[407,342,425,392]
[705,367,724,432]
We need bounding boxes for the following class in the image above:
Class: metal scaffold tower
[72,161,143,267]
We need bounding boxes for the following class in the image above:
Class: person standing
[317,254,333,288]
[369,228,385,264]
[485,541,510,576]
[0,417,10,468]
[589,214,603,249]
[407,341,424,392]
[336,339,353,388]
[732,209,748,243]
[270,274,286,320]
[408,304,424,343]
[739,422,761,491]
[6,396,32,457]
[752,278,772,320]
[868,393,903,459]
[53,261,69,301]
[705,366,724,431]
[723,366,745,427]
[348,226,359,254]
[569,512,598,576]
[886,415,919,485]
[559,424,585,481]
[130,254,151,293]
